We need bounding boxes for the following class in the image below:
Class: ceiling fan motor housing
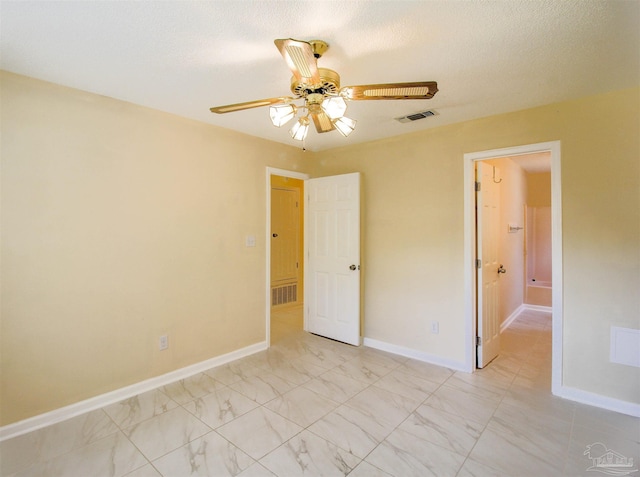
[290,67,340,99]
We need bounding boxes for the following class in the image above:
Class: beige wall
[0,72,307,424]
[311,136,470,361]
[311,86,640,404]
[2,71,639,425]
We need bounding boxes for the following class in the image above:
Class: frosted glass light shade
[289,117,310,141]
[321,96,347,119]
[269,104,296,127]
[333,116,356,137]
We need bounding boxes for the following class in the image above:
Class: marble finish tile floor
[1,307,638,476]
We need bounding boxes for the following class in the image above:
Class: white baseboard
[523,304,553,313]
[0,341,268,442]
[499,304,552,333]
[554,384,640,418]
[500,304,526,333]
[363,337,467,372]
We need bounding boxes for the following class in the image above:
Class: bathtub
[525,279,552,307]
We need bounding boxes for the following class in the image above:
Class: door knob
[272,233,278,238]
[349,264,358,271]
[498,264,506,274]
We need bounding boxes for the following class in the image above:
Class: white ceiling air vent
[395,109,438,123]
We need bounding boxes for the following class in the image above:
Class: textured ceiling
[1,0,638,152]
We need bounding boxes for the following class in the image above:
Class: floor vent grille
[272,284,298,306]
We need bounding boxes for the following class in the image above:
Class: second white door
[306,173,361,346]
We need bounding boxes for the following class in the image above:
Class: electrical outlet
[430,321,439,334]
[159,335,168,350]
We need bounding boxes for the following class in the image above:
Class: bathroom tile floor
[1,307,638,476]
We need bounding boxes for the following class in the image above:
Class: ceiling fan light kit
[210,38,438,143]
[320,96,346,120]
[269,103,297,127]
[289,117,310,141]
[333,116,357,137]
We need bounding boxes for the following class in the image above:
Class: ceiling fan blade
[311,111,335,133]
[210,97,293,114]
[274,38,320,83]
[340,81,438,101]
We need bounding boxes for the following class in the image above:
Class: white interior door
[306,173,361,346]
[477,163,501,367]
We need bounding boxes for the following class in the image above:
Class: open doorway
[265,168,309,346]
[475,153,552,368]
[270,174,304,342]
[464,141,563,394]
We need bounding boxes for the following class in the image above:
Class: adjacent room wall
[527,172,551,207]
[526,172,552,284]
[484,158,528,325]
[0,72,307,425]
[524,171,552,305]
[526,206,552,284]
[310,86,640,405]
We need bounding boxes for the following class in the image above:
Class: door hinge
[476,336,482,346]
[475,181,481,192]
[476,259,481,269]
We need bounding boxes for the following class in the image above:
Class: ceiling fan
[210,38,438,141]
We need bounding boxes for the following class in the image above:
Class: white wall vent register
[610,326,640,368]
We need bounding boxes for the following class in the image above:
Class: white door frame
[265,167,310,346]
[463,141,563,395]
